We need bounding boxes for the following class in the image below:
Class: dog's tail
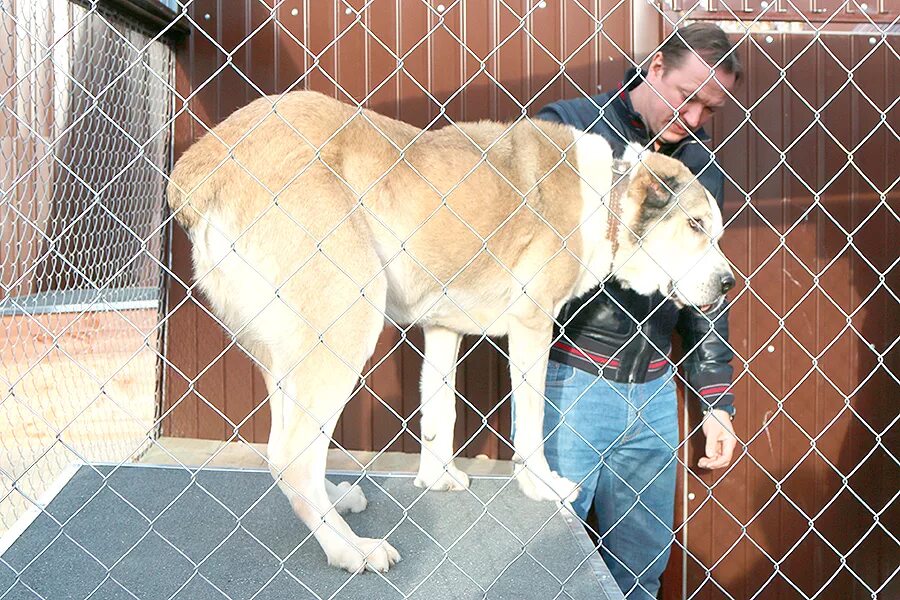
[166,143,219,231]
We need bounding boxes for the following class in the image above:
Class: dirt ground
[1,309,159,535]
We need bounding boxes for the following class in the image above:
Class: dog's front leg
[414,326,469,491]
[508,319,580,504]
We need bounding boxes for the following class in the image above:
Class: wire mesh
[1,0,173,534]
[1,0,897,599]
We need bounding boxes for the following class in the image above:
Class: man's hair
[659,22,743,84]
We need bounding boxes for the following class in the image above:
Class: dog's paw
[327,537,401,574]
[333,481,368,514]
[414,462,470,491]
[515,465,580,504]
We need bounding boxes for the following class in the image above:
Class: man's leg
[542,359,628,520]
[594,373,679,599]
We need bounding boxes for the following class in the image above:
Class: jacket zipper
[627,294,654,384]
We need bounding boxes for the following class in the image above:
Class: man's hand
[698,409,737,470]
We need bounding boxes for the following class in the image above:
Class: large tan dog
[167,91,733,573]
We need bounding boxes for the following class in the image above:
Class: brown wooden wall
[161,3,897,598]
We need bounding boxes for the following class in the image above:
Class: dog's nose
[720,273,735,294]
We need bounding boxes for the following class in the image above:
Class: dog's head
[612,145,735,311]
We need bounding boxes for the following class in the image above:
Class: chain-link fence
[1,1,897,599]
[1,0,173,538]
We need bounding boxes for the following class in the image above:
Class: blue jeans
[542,360,679,600]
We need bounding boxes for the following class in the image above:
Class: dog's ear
[644,175,680,208]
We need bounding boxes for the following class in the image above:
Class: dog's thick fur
[167,91,732,573]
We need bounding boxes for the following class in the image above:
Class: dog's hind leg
[264,289,400,573]
[262,369,365,515]
[507,317,580,505]
[257,204,398,571]
[414,326,468,491]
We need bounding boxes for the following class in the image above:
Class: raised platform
[1,463,623,599]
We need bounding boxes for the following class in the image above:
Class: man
[536,22,742,599]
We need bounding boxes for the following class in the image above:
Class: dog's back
[166,91,418,230]
[166,91,586,332]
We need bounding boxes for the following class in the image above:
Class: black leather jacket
[537,70,736,414]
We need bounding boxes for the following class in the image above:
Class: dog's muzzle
[669,284,728,314]
[698,295,726,314]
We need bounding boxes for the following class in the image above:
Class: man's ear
[647,51,666,79]
[644,175,680,208]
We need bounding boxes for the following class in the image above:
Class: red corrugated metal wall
[163,0,636,458]
[162,3,896,597]
[661,29,897,600]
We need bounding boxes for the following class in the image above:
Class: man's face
[642,51,736,144]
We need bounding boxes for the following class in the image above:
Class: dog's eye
[688,218,703,232]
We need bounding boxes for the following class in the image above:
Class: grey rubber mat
[1,464,623,599]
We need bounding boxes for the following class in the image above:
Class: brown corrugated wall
[162,3,896,597]
[163,0,635,457]
[662,29,897,600]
